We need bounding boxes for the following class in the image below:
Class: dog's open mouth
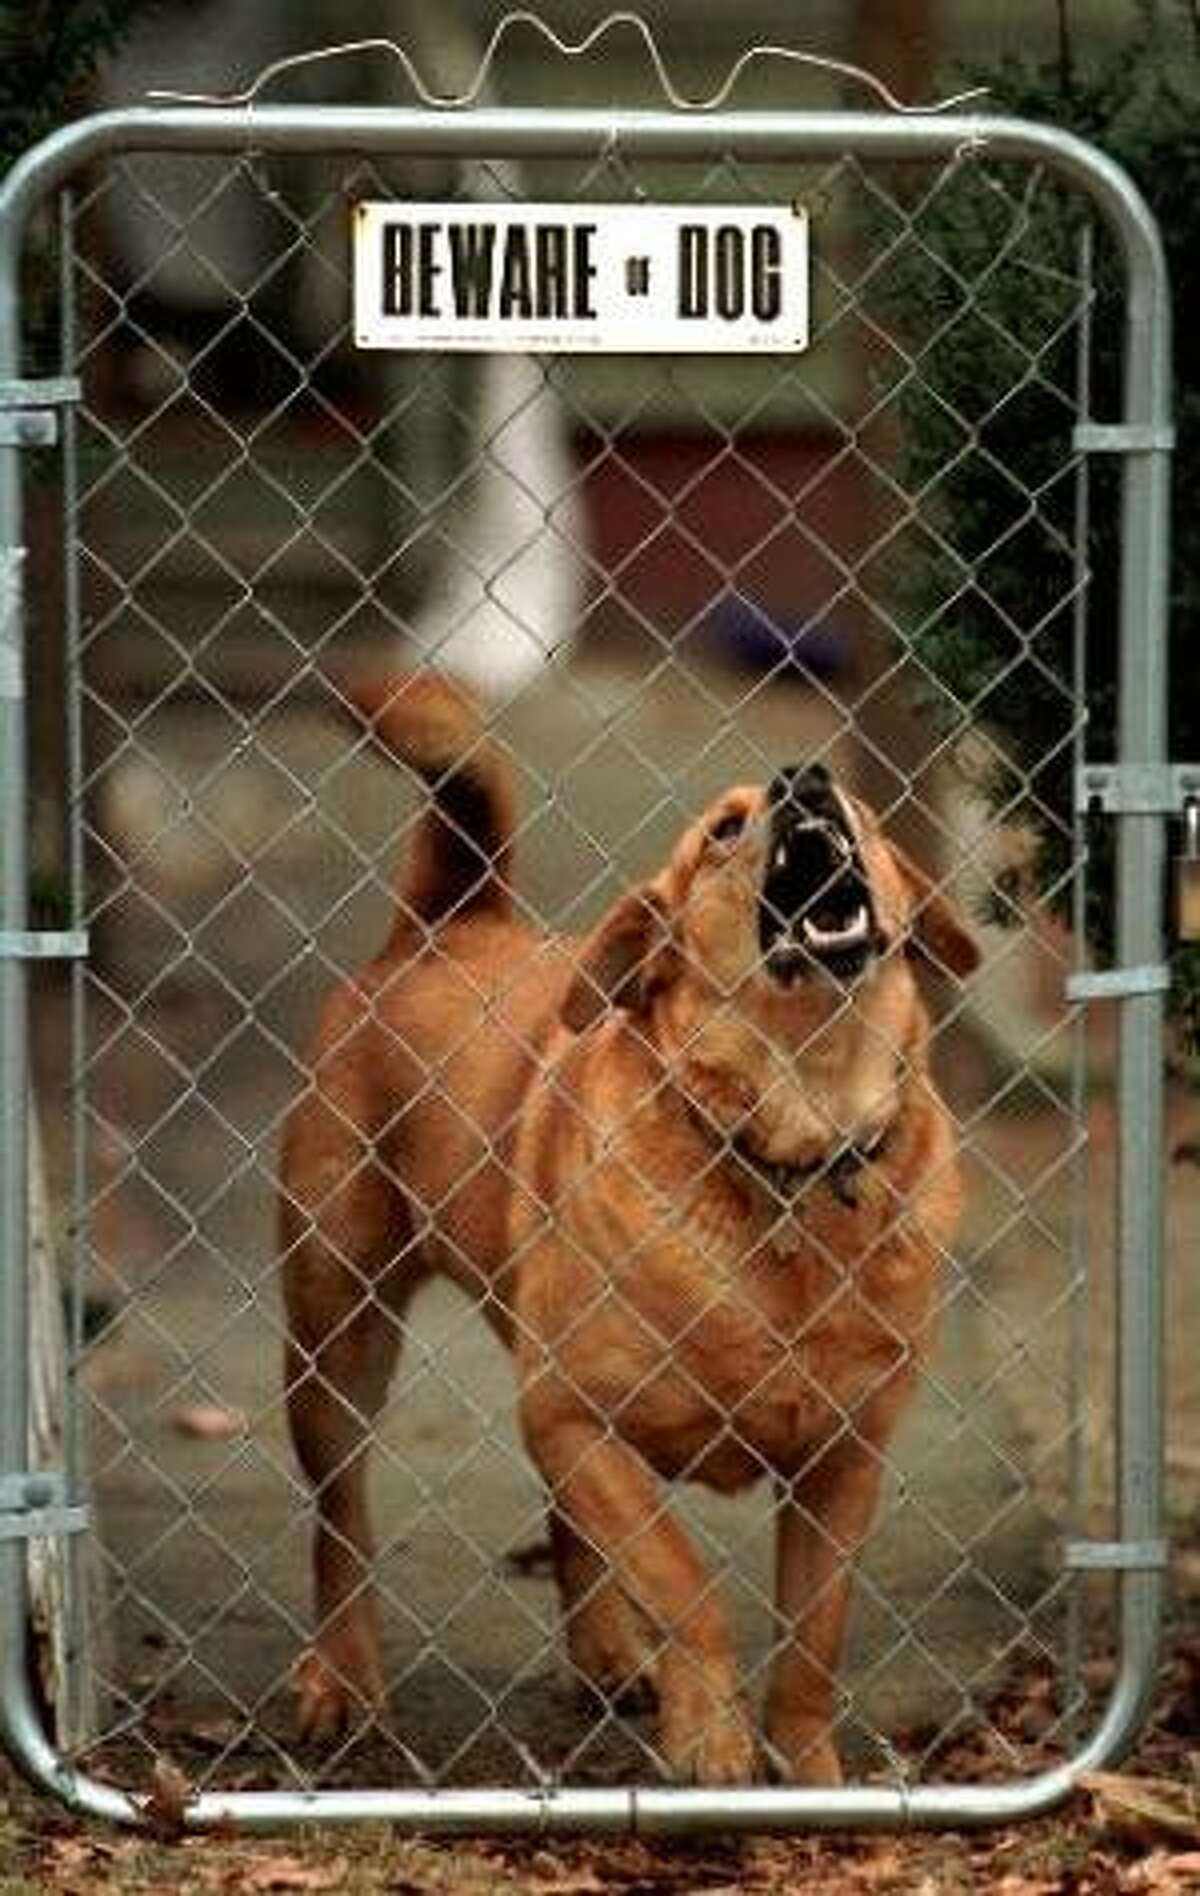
[759,767,876,987]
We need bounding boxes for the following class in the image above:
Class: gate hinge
[1066,964,1170,1003]
[0,376,82,448]
[1073,422,1176,455]
[0,1472,91,1541]
[1075,763,1200,816]
[0,928,89,962]
[1064,1538,1169,1573]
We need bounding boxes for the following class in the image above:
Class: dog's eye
[708,811,747,847]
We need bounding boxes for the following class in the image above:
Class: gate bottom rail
[0,1564,1165,1833]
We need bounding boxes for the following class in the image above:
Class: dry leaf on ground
[1081,1769,1200,1845]
[143,1756,191,1840]
[169,1404,248,1439]
[221,1853,349,1893]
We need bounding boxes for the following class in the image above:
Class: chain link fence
[0,77,1171,1833]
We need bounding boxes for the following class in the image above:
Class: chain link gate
[0,51,1173,1836]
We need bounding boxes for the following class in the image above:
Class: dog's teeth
[801,906,870,952]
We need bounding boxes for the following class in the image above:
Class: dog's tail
[344,673,516,931]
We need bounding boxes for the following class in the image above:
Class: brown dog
[281,672,979,1785]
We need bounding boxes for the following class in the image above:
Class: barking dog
[282,672,978,1784]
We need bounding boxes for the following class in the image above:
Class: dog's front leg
[764,1433,889,1786]
[528,1415,753,1783]
[550,1507,656,1710]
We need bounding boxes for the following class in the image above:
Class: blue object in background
[703,594,854,681]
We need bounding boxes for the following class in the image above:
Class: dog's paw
[659,1678,755,1785]
[763,1719,844,1787]
[292,1646,383,1744]
[667,1711,756,1785]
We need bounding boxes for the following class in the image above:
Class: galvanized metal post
[1111,155,1171,1760]
[0,144,34,1794]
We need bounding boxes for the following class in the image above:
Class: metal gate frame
[0,98,1172,1835]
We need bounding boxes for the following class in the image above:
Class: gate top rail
[0,104,1172,310]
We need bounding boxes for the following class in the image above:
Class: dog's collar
[730,1125,891,1209]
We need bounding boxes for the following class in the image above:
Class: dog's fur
[282,672,979,1784]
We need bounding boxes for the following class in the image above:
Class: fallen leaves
[38,1831,144,1884]
[1082,1767,1200,1845]
[16,1812,1200,1896]
[219,1853,348,1892]
[143,1756,191,1841]
[1119,1849,1200,1894]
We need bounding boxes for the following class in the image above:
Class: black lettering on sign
[714,226,744,320]
[534,225,567,318]
[380,216,601,328]
[381,222,413,317]
[496,222,598,321]
[752,226,782,322]
[371,210,790,336]
[499,225,532,318]
[677,222,786,325]
[573,225,597,318]
[678,226,707,318]
[379,222,449,320]
[448,224,497,318]
[625,256,651,297]
[417,224,441,317]
[381,222,443,318]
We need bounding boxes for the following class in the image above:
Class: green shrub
[875,6,1198,1050]
[0,0,157,172]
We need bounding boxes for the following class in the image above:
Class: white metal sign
[353,202,809,353]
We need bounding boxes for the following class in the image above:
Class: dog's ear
[889,845,981,979]
[562,886,676,1031]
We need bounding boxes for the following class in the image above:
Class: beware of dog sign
[353,202,809,353]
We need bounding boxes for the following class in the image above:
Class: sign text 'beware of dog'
[353,203,810,353]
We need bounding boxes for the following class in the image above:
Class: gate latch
[1068,762,1200,1001]
[1178,798,1200,943]
[1064,1537,1168,1573]
[0,1471,90,1541]
[1075,762,1200,817]
[0,377,82,448]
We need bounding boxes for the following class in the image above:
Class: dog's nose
[769,763,832,818]
[766,766,845,873]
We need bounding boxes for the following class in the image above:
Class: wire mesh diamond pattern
[22,129,1123,1805]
